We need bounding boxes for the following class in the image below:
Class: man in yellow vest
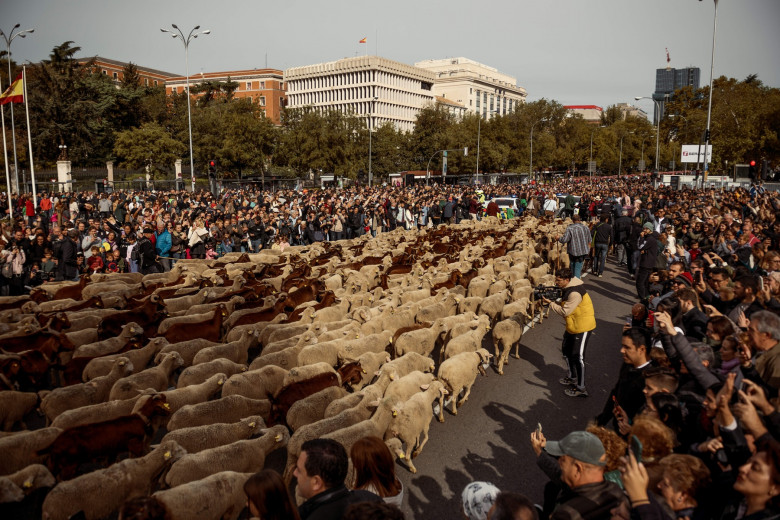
[541,267,596,397]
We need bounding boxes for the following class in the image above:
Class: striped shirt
[559,223,592,257]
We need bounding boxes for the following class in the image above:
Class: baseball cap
[545,431,606,466]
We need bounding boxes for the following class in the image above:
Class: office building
[284,56,435,133]
[165,69,286,125]
[80,57,178,88]
[414,57,527,120]
[564,105,603,124]
[653,66,700,124]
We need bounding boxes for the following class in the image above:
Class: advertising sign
[681,145,712,163]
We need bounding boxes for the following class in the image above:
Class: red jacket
[25,200,35,217]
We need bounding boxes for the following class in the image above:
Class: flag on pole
[0,74,23,105]
[359,37,367,44]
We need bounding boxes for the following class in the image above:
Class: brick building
[81,57,178,87]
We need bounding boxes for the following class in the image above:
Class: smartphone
[625,316,633,327]
[694,271,703,284]
[630,435,643,463]
[535,423,542,437]
[760,277,765,292]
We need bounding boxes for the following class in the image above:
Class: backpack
[52,239,64,260]
[131,241,144,269]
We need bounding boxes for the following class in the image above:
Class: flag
[359,37,367,44]
[0,74,23,105]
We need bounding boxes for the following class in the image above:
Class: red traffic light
[750,160,756,167]
[209,161,216,167]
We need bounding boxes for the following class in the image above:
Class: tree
[217,100,275,178]
[113,122,186,178]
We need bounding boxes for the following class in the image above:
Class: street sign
[588,161,596,173]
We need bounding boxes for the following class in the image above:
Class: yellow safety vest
[564,287,596,334]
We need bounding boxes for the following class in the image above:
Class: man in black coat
[57,229,80,282]
[296,439,381,520]
[636,222,659,302]
[137,228,160,275]
[614,213,632,268]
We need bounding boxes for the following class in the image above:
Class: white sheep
[440,317,491,364]
[0,427,61,476]
[437,349,492,421]
[151,471,252,520]
[379,352,436,380]
[0,391,39,431]
[108,352,184,401]
[40,357,134,423]
[176,358,246,388]
[286,386,348,431]
[161,287,213,315]
[160,415,265,454]
[191,329,259,365]
[345,351,391,391]
[387,380,448,473]
[167,395,271,431]
[2,463,54,498]
[70,322,144,359]
[384,371,436,404]
[165,424,288,487]
[527,263,551,286]
[478,289,510,323]
[262,330,319,356]
[155,338,221,367]
[492,315,527,375]
[393,321,446,358]
[40,440,187,520]
[82,337,169,381]
[158,373,227,414]
[221,364,288,401]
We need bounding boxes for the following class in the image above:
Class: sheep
[158,373,227,414]
[150,471,252,520]
[260,321,313,347]
[337,330,393,363]
[501,297,534,322]
[384,371,436,404]
[0,391,39,431]
[160,415,265,454]
[458,296,482,315]
[440,317,491,364]
[165,424,288,487]
[487,279,509,296]
[177,359,245,388]
[182,294,244,317]
[379,352,436,380]
[399,287,431,305]
[249,342,305,371]
[167,395,271,431]
[478,289,510,323]
[155,338,221,367]
[0,477,23,503]
[387,381,448,473]
[492,315,528,375]
[190,329,259,365]
[314,321,362,343]
[345,351,391,391]
[40,357,134,423]
[3,463,55,497]
[394,321,446,358]
[40,440,187,520]
[0,427,61,476]
[161,288,213,315]
[221,365,288,401]
[70,322,145,359]
[467,275,494,298]
[415,294,459,324]
[262,329,319,356]
[437,349,492,421]
[50,396,143,430]
[82,337,170,382]
[63,327,99,349]
[108,352,184,401]
[527,263,551,286]
[286,386,348,431]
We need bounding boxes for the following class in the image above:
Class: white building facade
[414,57,527,120]
[284,56,436,133]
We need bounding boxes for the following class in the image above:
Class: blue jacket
[155,230,172,257]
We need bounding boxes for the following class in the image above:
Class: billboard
[681,145,712,163]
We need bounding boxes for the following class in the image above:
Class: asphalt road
[395,259,638,519]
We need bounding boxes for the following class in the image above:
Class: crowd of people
[4,175,780,519]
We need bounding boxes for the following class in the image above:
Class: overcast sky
[3,0,779,116]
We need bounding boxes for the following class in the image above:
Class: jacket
[155,230,172,257]
[637,231,659,269]
[551,480,627,520]
[550,278,596,334]
[298,485,381,520]
[58,238,79,279]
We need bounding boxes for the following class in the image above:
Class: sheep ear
[420,384,430,391]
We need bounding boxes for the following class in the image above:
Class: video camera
[534,284,562,301]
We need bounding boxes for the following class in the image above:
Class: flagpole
[22,66,36,209]
[0,72,11,219]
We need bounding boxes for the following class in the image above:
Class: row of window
[288,70,425,94]
[101,69,159,87]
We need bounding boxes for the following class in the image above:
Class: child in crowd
[86,245,104,273]
[41,249,56,281]
[104,250,119,273]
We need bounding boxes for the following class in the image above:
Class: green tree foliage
[113,122,186,178]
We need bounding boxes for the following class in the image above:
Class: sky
[2,0,779,117]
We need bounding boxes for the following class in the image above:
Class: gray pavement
[396,259,637,519]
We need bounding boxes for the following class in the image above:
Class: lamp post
[530,118,548,182]
[589,125,605,181]
[0,24,34,194]
[700,0,719,184]
[635,95,668,172]
[618,132,634,176]
[475,114,481,181]
[161,24,210,193]
[368,95,378,187]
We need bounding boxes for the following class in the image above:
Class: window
[259,96,266,106]
[113,72,118,80]
[260,81,265,89]
[246,82,252,90]
[102,70,107,75]
[154,80,158,86]
[144,78,149,86]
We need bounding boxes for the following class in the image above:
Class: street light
[700,0,719,183]
[368,95,378,187]
[161,24,210,192]
[0,24,34,194]
[618,131,634,176]
[530,118,548,182]
[589,125,605,180]
[635,95,668,172]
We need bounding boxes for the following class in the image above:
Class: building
[653,66,700,124]
[80,57,178,87]
[614,103,648,120]
[165,69,287,125]
[564,105,603,124]
[435,96,467,119]
[284,56,436,133]
[414,57,527,120]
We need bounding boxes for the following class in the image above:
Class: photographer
[541,267,596,398]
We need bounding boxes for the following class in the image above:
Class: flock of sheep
[0,215,571,520]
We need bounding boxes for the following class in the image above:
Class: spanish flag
[359,37,367,44]
[0,74,23,105]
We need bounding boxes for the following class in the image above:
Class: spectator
[487,492,538,520]
[591,214,613,278]
[637,222,660,302]
[462,481,500,520]
[344,502,405,520]
[295,438,381,520]
[350,436,403,507]
[155,221,171,271]
[557,214,591,279]
[244,469,301,520]
[56,228,79,282]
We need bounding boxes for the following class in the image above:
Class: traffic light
[208,160,216,179]
[749,160,756,179]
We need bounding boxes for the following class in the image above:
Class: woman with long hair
[350,436,404,507]
[244,469,300,520]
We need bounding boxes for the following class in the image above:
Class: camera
[533,284,562,301]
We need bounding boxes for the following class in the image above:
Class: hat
[674,272,694,287]
[461,481,500,520]
[545,431,606,466]
[643,222,654,232]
